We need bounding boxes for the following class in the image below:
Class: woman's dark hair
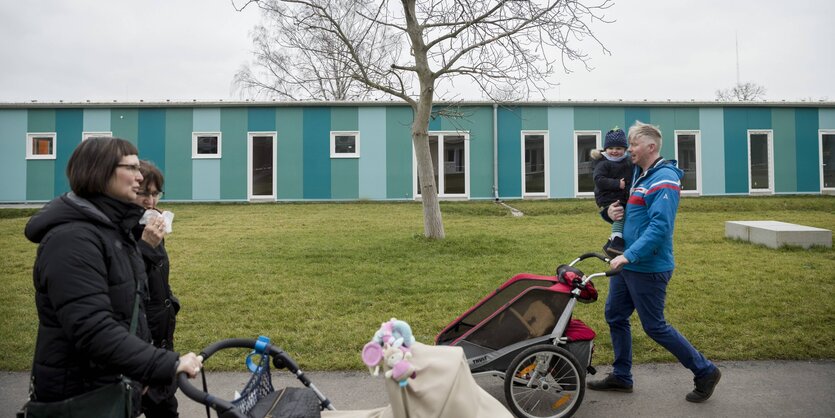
[66,137,138,197]
[139,160,164,192]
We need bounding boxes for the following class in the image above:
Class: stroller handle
[178,338,334,415]
[570,252,623,277]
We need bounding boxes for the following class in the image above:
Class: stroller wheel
[504,344,585,418]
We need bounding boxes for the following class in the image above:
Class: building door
[248,132,276,200]
[822,131,835,191]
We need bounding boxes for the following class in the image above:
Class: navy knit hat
[604,128,627,149]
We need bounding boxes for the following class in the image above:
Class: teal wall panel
[303,107,331,199]
[276,108,303,199]
[548,107,574,198]
[26,161,54,201]
[138,109,166,171]
[461,107,493,198]
[164,108,193,200]
[675,108,700,130]
[331,159,359,199]
[698,108,725,195]
[437,106,493,198]
[193,108,221,132]
[649,108,676,160]
[573,107,598,131]
[220,108,247,200]
[55,109,83,195]
[497,107,522,198]
[820,109,835,129]
[521,107,547,130]
[795,108,820,192]
[428,106,442,131]
[83,109,111,132]
[330,107,359,199]
[772,109,797,193]
[0,110,27,201]
[747,108,772,129]
[723,108,750,193]
[192,160,220,200]
[27,110,55,201]
[111,109,138,144]
[358,107,386,200]
[248,107,275,132]
[331,107,358,131]
[385,106,413,199]
[625,107,651,128]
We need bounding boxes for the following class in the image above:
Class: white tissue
[139,209,175,233]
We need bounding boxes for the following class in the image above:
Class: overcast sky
[1,0,832,103]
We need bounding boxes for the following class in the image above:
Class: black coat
[133,224,180,405]
[24,193,179,411]
[592,155,632,208]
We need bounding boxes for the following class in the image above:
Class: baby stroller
[435,253,618,418]
[178,335,513,418]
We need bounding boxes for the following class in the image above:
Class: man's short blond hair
[628,120,663,151]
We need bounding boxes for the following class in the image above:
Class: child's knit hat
[604,128,627,149]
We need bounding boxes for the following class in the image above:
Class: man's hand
[608,201,624,221]
[610,254,630,270]
[619,178,625,190]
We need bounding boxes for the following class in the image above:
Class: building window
[574,131,601,196]
[82,131,112,141]
[748,130,774,193]
[675,130,701,194]
[26,133,56,160]
[192,132,222,159]
[414,132,470,198]
[330,131,360,158]
[821,130,835,191]
[522,131,548,196]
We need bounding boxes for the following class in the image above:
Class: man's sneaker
[587,373,633,393]
[686,367,721,403]
[607,236,625,257]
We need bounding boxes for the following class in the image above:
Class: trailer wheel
[503,344,585,418]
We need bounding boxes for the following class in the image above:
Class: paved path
[3,360,833,417]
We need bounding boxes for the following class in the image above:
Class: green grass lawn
[1,196,834,371]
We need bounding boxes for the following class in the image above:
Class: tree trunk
[412,99,445,239]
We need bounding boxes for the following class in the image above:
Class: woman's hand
[177,352,204,378]
[141,215,166,248]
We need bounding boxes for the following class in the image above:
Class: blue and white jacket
[622,158,684,273]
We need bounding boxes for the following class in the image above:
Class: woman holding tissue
[133,160,181,418]
[23,137,201,418]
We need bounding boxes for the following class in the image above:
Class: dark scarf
[87,194,145,234]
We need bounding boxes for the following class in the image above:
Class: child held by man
[591,128,632,257]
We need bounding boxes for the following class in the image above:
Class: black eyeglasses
[117,164,141,173]
[137,190,164,198]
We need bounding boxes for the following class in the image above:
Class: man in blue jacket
[587,121,721,403]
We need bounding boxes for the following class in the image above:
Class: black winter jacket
[593,155,632,208]
[24,193,179,412]
[133,223,180,403]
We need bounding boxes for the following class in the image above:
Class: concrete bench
[725,221,832,249]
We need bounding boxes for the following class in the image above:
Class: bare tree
[715,82,767,102]
[234,0,611,239]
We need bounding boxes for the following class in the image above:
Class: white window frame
[82,131,112,141]
[247,131,277,201]
[820,129,835,192]
[330,131,360,158]
[413,131,470,199]
[674,130,702,195]
[573,130,601,197]
[521,130,549,197]
[747,129,774,194]
[192,132,222,159]
[26,132,57,160]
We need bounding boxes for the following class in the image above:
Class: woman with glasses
[132,160,180,418]
[24,137,202,417]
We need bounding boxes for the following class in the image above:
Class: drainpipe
[493,103,499,201]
